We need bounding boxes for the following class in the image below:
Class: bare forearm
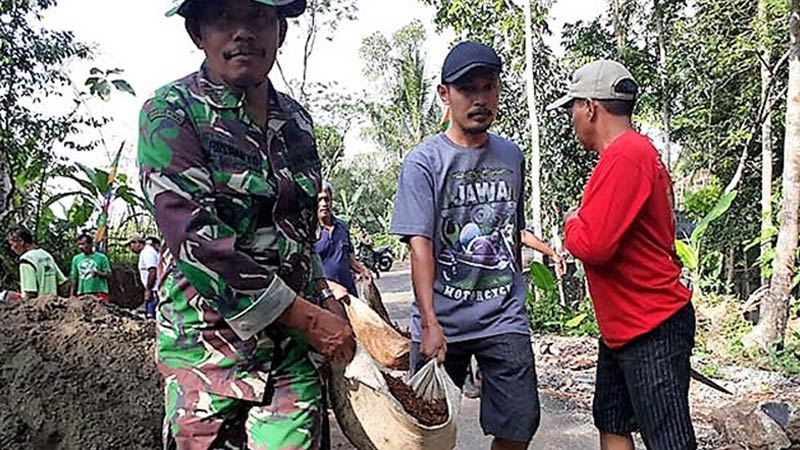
[349,255,367,275]
[521,230,556,257]
[409,236,437,328]
[276,296,315,330]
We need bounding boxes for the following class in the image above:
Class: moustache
[223,48,266,60]
[467,108,493,119]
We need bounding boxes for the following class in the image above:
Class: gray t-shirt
[391,133,530,343]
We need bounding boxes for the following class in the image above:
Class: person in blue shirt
[315,182,372,297]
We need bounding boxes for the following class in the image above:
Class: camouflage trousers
[162,340,324,450]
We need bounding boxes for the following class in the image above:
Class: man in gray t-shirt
[390,41,540,450]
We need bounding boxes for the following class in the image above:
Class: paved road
[329,267,600,449]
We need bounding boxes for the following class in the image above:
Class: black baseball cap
[441,41,502,84]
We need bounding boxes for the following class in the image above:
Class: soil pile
[0,296,162,450]
[382,373,447,427]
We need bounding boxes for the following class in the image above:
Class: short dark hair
[146,236,161,246]
[76,234,93,244]
[598,78,639,117]
[7,225,34,244]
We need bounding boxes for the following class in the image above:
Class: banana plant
[675,190,737,290]
[335,185,366,225]
[45,162,141,231]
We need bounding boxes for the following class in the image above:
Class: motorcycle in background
[357,242,394,278]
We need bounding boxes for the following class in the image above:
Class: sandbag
[330,345,461,450]
[357,278,394,327]
[342,293,409,370]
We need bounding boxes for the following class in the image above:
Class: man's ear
[278,17,288,48]
[586,99,598,122]
[437,84,450,105]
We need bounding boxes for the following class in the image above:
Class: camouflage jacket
[138,64,324,401]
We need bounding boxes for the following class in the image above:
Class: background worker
[127,234,158,319]
[316,182,373,297]
[5,225,67,299]
[70,233,111,302]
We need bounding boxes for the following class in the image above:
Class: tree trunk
[654,0,672,169]
[743,248,751,299]
[611,0,626,56]
[0,149,12,222]
[523,0,543,262]
[759,0,775,287]
[725,246,736,293]
[749,0,800,350]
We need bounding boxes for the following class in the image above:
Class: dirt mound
[0,296,162,450]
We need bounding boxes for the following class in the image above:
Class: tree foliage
[360,20,442,158]
[281,0,359,102]
[0,0,135,288]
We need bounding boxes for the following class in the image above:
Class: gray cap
[546,59,638,111]
[125,233,145,245]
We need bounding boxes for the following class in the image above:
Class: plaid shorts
[593,302,697,450]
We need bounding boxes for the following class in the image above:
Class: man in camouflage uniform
[138,0,356,449]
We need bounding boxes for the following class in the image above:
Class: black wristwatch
[313,288,335,304]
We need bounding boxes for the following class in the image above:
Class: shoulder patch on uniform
[147,107,186,126]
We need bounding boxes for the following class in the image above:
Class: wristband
[313,288,335,304]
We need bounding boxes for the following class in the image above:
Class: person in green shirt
[5,225,67,299]
[69,234,111,302]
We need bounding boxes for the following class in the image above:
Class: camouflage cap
[166,0,307,18]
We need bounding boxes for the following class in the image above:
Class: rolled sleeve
[226,276,296,340]
[138,93,296,339]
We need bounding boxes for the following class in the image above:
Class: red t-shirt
[565,130,691,349]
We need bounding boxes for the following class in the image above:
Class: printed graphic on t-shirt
[78,258,99,279]
[438,167,517,303]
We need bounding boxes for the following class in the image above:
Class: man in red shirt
[548,60,695,450]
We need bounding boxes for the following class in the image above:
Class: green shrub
[527,261,599,337]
